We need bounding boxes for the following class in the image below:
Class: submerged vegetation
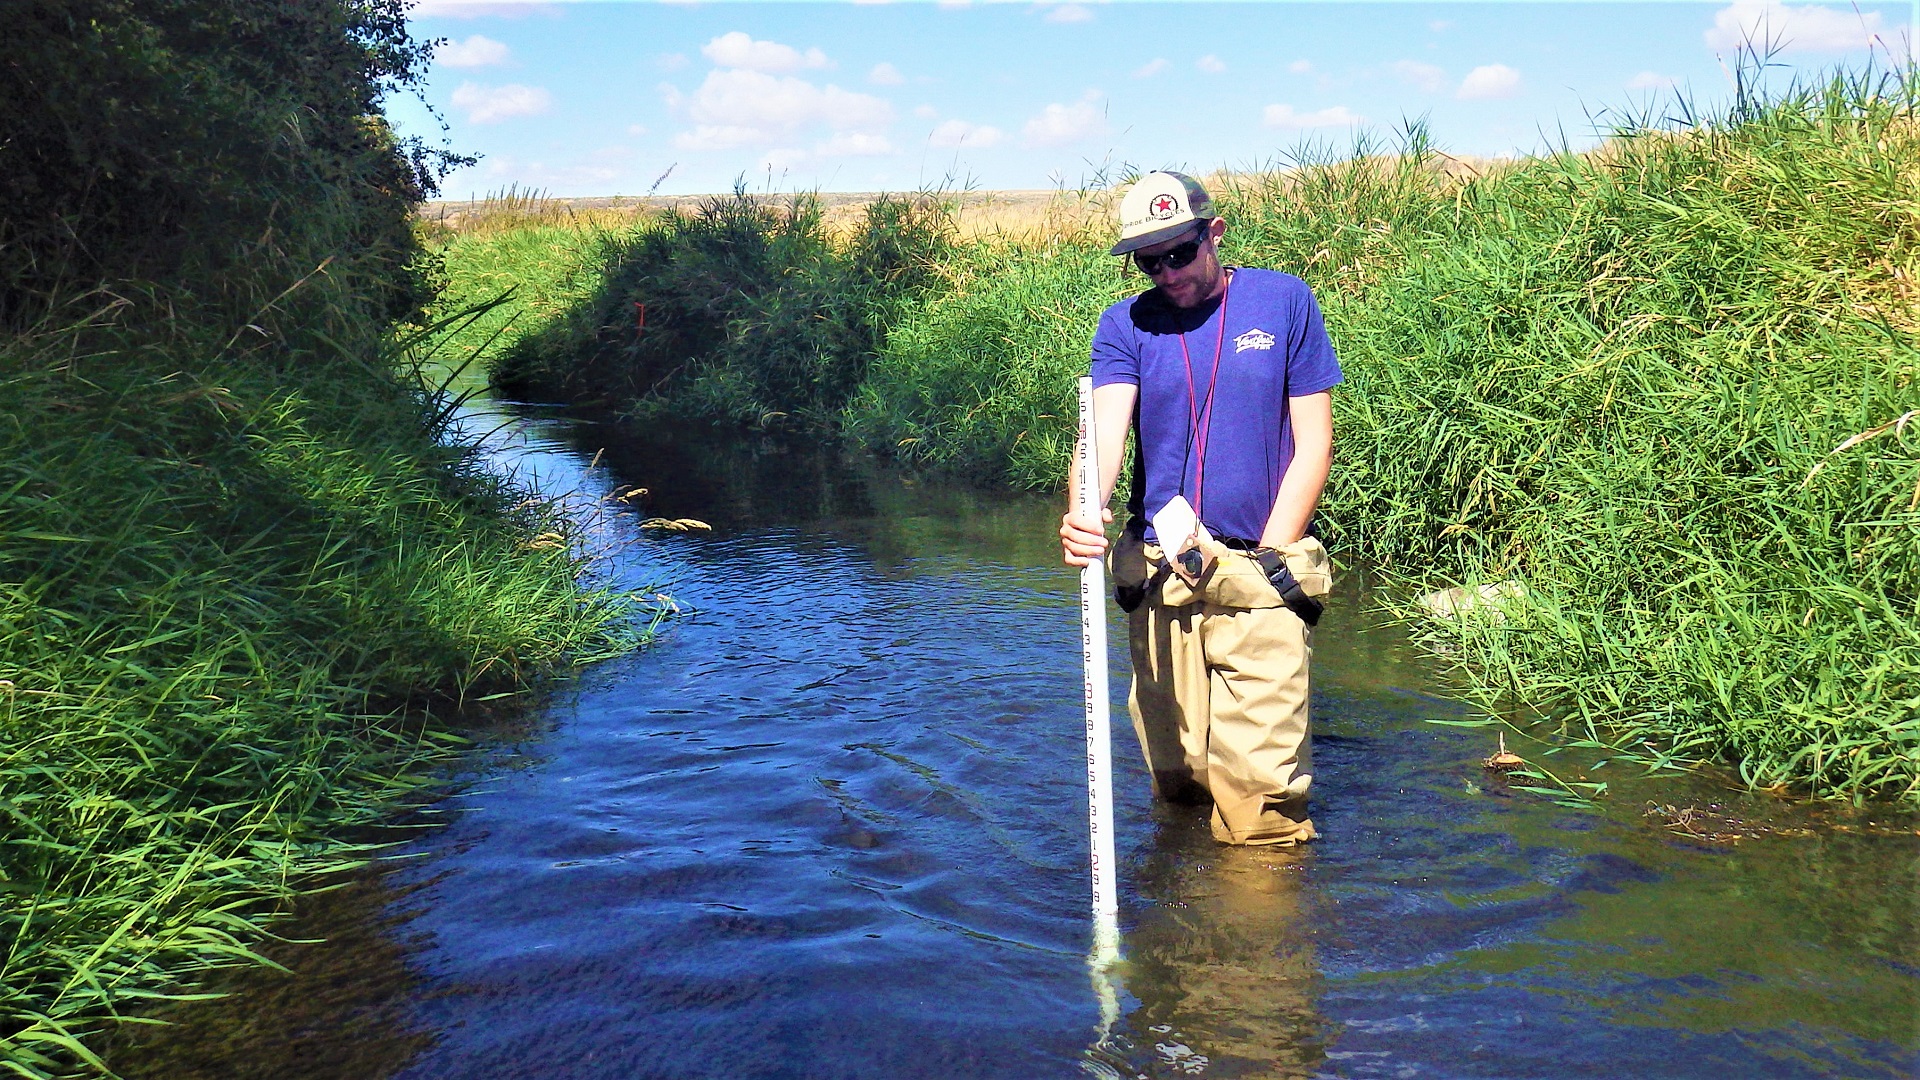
[504,66,1920,805]
[2,3,638,1074]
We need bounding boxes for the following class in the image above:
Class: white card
[1151,495,1210,552]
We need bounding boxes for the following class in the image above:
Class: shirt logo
[1149,194,1179,218]
[1235,328,1276,353]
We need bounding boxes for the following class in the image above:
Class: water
[111,403,1919,1080]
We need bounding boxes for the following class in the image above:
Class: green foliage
[844,241,1128,483]
[841,68,1920,802]
[0,0,454,326]
[0,295,640,1076]
[0,3,639,1074]
[493,188,955,426]
[423,223,624,391]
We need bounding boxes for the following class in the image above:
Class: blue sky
[390,1,1917,197]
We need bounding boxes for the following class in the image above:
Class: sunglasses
[1132,225,1208,276]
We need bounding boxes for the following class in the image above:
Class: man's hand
[1060,507,1113,567]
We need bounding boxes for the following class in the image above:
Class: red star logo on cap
[1150,194,1177,217]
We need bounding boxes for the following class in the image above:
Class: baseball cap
[1109,171,1215,256]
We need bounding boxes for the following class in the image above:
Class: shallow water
[113,404,1918,1080]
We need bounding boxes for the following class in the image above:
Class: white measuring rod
[1075,376,1119,921]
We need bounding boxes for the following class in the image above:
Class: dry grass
[421,186,1112,244]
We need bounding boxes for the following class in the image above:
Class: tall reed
[841,69,1920,801]
[0,286,643,1076]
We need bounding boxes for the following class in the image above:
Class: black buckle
[1255,550,1323,626]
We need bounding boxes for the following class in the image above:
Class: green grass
[843,239,1129,484]
[846,69,1920,802]
[421,221,625,396]
[1,7,664,1074]
[496,66,1918,804]
[0,287,648,1076]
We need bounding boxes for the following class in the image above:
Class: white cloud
[914,104,939,119]
[676,125,766,151]
[1704,0,1880,52]
[1288,59,1314,74]
[1196,54,1227,74]
[1044,3,1095,23]
[1457,64,1522,100]
[660,53,690,72]
[1021,92,1106,148]
[436,35,511,68]
[701,31,831,74]
[626,123,650,136]
[1263,103,1364,129]
[670,68,893,150]
[1428,19,1454,32]
[1391,60,1448,93]
[450,81,552,123]
[818,132,896,156]
[1627,70,1679,90]
[869,62,906,85]
[1133,58,1171,78]
[929,119,1005,148]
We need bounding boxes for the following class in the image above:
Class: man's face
[1135,219,1226,309]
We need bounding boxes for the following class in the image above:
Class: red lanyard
[1177,272,1231,521]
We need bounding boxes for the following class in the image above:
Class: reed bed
[2,5,653,1071]
[0,284,644,1076]
[847,69,1920,802]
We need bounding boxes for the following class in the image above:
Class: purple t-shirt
[1090,267,1342,543]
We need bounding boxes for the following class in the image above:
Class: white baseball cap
[1110,170,1216,256]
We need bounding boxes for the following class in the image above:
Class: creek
[110,396,1918,1080]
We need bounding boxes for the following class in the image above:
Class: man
[1059,170,1340,846]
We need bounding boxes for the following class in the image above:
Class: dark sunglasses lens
[1134,238,1201,275]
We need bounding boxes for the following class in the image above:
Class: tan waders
[1124,537,1332,846]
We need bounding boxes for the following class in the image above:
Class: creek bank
[480,69,1920,805]
[0,6,646,1076]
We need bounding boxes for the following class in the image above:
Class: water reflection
[1120,812,1327,1079]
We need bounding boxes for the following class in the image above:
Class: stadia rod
[1075,376,1119,921]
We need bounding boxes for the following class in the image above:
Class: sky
[388,1,1919,198]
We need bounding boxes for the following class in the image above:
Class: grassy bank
[2,4,643,1074]
[866,72,1920,802]
[500,68,1918,804]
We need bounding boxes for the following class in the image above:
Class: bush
[493,187,955,426]
[0,0,452,326]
